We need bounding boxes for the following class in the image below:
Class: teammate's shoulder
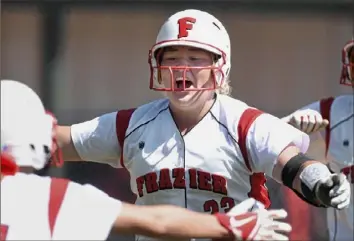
[13,172,50,183]
[330,94,353,123]
[3,173,52,196]
[333,94,353,106]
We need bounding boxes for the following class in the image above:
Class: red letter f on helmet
[177,17,196,38]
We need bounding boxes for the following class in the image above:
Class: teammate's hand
[286,109,329,134]
[227,198,265,216]
[314,173,351,209]
[215,208,291,241]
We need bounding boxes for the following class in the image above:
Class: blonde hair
[216,77,232,96]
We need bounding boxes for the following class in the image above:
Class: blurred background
[1,0,353,240]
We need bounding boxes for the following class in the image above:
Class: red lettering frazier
[136,168,228,197]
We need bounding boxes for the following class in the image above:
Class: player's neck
[169,96,215,134]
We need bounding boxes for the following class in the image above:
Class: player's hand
[227,198,265,216]
[286,109,329,134]
[215,208,291,241]
[314,173,351,209]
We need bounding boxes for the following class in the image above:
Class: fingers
[257,221,292,241]
[290,110,328,134]
[263,209,288,220]
[259,230,290,241]
[321,119,329,129]
[329,174,347,197]
[329,176,351,209]
[319,174,351,209]
[336,197,350,210]
[268,231,290,241]
[331,191,350,209]
[266,220,292,233]
[227,198,265,216]
[227,198,256,215]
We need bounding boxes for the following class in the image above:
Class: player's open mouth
[175,80,193,89]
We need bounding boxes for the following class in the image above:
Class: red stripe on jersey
[116,109,136,168]
[319,97,334,157]
[237,108,270,208]
[49,178,69,237]
[0,225,9,241]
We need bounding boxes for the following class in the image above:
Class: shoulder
[125,98,169,134]
[210,94,259,136]
[12,173,51,188]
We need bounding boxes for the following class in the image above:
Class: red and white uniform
[71,94,309,241]
[300,95,353,241]
[0,172,122,240]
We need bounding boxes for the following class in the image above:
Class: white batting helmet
[148,9,231,91]
[1,80,62,172]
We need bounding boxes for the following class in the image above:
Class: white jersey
[0,172,122,240]
[301,94,353,241]
[71,94,309,241]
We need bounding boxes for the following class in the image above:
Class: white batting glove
[215,208,291,241]
[315,173,351,210]
[214,198,291,240]
[285,109,329,134]
[227,198,265,215]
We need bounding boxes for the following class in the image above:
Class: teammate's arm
[281,100,329,134]
[57,182,291,240]
[115,203,232,239]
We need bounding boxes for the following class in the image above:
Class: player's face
[159,46,216,107]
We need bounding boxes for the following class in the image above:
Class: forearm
[55,125,82,161]
[114,204,231,239]
[273,145,331,206]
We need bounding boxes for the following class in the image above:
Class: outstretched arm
[54,112,123,167]
[114,203,231,239]
[57,182,291,240]
[245,112,350,210]
[114,198,291,240]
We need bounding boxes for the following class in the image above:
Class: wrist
[299,162,331,191]
[214,213,235,238]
